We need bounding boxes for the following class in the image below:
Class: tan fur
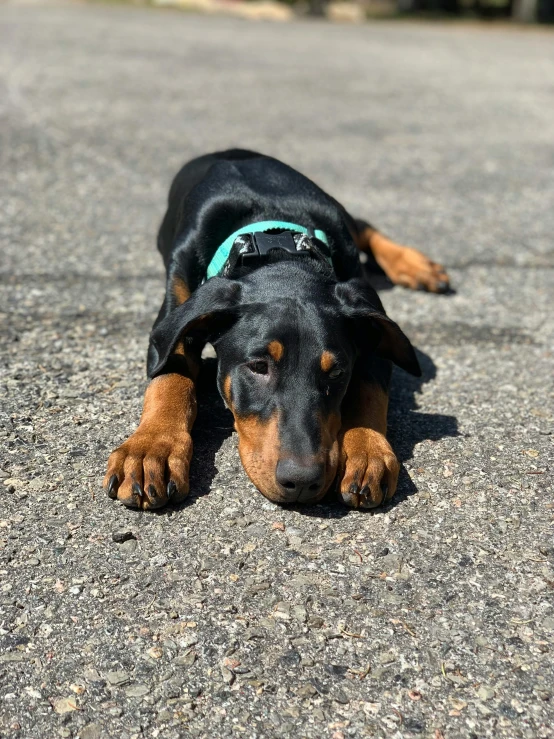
[320,350,336,373]
[268,340,284,362]
[223,375,232,405]
[172,276,191,305]
[104,374,196,509]
[338,380,399,509]
[231,403,341,503]
[355,226,450,293]
[234,412,283,502]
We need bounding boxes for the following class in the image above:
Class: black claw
[167,481,177,500]
[381,483,389,498]
[348,482,359,497]
[132,482,143,501]
[437,280,449,293]
[107,475,118,499]
[359,486,381,509]
[148,484,159,499]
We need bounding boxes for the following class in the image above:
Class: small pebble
[120,538,138,554]
[173,651,196,668]
[106,670,130,686]
[477,685,495,701]
[112,531,136,543]
[124,684,149,698]
[221,666,235,685]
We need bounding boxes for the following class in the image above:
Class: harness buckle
[251,230,299,257]
[223,228,331,276]
[238,230,304,269]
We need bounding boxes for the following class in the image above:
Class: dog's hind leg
[352,218,450,294]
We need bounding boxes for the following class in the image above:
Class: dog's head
[149,264,420,504]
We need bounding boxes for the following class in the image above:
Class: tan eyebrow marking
[268,340,284,362]
[320,351,335,373]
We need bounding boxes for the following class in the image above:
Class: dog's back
[157,149,361,287]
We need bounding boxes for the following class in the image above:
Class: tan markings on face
[172,276,191,305]
[233,411,283,502]
[267,340,284,362]
[320,350,336,373]
[233,407,341,504]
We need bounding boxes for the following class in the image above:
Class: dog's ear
[335,279,421,377]
[148,278,242,378]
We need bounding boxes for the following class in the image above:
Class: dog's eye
[328,368,344,380]
[247,360,269,376]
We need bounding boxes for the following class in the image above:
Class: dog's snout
[275,457,325,502]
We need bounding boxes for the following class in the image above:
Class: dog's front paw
[103,425,192,510]
[338,428,399,509]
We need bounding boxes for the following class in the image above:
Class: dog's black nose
[275,458,325,502]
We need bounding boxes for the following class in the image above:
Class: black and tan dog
[104,149,449,510]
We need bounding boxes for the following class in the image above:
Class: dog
[103,149,449,510]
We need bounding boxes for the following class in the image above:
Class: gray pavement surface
[1,4,554,738]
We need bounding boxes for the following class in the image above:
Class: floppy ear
[148,278,242,378]
[335,279,421,377]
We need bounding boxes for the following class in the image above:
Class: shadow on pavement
[187,358,235,502]
[386,348,459,508]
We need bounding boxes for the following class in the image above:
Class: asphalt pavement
[1,3,553,738]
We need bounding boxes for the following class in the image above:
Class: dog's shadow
[386,350,459,507]
[186,358,234,502]
[170,347,459,518]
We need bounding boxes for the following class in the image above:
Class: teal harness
[205,220,331,280]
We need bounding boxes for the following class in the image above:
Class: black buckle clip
[241,231,299,265]
[230,229,327,274]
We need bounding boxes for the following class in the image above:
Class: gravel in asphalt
[1,4,553,738]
